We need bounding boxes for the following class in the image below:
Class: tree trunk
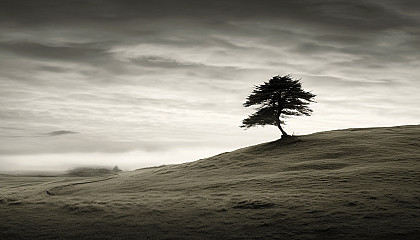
[277,122,289,138]
[276,109,289,138]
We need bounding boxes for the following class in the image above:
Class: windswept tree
[241,75,315,138]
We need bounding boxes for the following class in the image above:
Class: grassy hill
[1,125,419,239]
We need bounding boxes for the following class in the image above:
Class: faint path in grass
[48,175,119,195]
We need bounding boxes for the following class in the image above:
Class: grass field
[1,125,419,239]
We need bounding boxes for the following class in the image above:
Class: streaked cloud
[47,130,78,136]
[0,0,419,171]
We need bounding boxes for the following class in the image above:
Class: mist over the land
[0,0,419,171]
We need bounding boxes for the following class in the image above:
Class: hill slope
[1,125,420,239]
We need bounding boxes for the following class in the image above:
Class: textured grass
[1,125,419,239]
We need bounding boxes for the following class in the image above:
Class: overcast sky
[1,0,419,172]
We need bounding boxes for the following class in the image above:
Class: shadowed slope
[1,125,419,240]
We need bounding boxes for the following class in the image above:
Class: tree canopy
[241,75,315,137]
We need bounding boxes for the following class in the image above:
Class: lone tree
[241,75,315,138]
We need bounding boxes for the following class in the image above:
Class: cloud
[47,130,78,136]
[0,0,419,167]
[1,1,415,29]
[0,41,108,61]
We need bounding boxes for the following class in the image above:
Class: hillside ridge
[53,124,420,195]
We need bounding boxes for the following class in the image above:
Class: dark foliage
[241,75,315,137]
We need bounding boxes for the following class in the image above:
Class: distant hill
[66,167,121,177]
[1,125,419,240]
